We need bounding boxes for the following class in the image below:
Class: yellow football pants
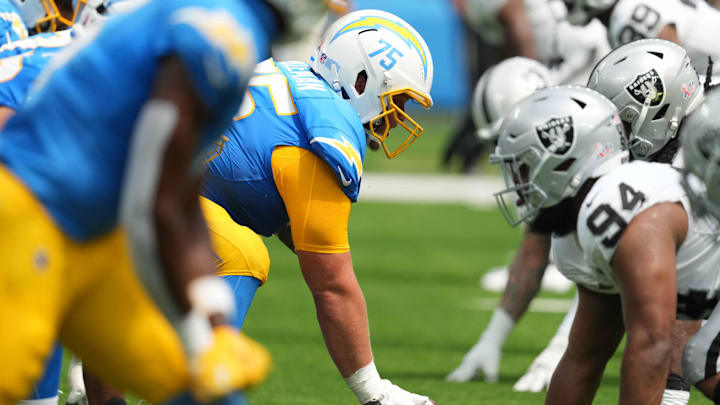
[201,196,270,284]
[0,166,189,405]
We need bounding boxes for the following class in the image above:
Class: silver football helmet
[681,89,720,221]
[472,57,552,142]
[491,85,629,226]
[588,39,704,160]
[564,0,617,25]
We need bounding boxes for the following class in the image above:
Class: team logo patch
[625,69,664,106]
[535,116,574,155]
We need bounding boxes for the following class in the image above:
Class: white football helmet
[564,0,617,25]
[491,85,628,226]
[472,57,552,142]
[681,89,720,221]
[588,39,704,160]
[10,0,88,32]
[311,9,434,158]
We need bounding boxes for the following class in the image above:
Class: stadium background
[56,1,703,404]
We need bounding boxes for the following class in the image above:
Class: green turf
[362,111,496,175]
[58,202,708,403]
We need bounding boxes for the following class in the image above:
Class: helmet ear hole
[354,70,368,96]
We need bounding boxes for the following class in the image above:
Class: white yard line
[358,173,504,207]
[464,297,574,314]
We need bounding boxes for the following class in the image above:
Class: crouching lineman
[0,0,334,403]
[200,9,436,405]
[492,84,720,403]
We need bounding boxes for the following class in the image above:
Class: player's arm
[122,54,232,342]
[657,24,681,45]
[498,0,538,59]
[611,202,687,405]
[447,228,550,383]
[545,285,625,405]
[501,228,551,319]
[274,146,432,404]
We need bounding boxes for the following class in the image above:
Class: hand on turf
[446,335,501,383]
[362,379,435,405]
[512,334,568,392]
[190,326,272,402]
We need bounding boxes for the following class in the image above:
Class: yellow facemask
[367,87,432,159]
[33,0,87,32]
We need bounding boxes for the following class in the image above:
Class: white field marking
[464,297,575,314]
[358,173,504,208]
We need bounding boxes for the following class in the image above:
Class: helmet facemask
[16,0,87,32]
[367,87,432,158]
[491,147,549,226]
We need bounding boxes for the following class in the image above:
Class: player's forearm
[154,195,217,312]
[313,280,373,377]
[298,251,373,377]
[500,231,550,320]
[500,0,538,59]
[619,334,672,405]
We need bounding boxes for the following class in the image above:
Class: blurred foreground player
[201,9,436,405]
[0,0,333,402]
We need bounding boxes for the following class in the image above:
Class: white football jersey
[464,0,609,84]
[609,0,720,74]
[571,161,720,319]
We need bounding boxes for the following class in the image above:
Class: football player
[0,0,330,403]
[443,0,609,173]
[200,9,436,405]
[565,0,720,78]
[493,84,720,403]
[449,40,705,403]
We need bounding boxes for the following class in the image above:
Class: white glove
[513,333,568,392]
[446,335,502,383]
[446,308,514,383]
[362,380,434,405]
[346,361,434,405]
[66,356,88,405]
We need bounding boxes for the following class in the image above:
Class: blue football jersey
[0,0,27,45]
[0,0,268,241]
[0,30,71,110]
[202,59,366,237]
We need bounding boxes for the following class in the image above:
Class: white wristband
[187,275,236,319]
[481,308,515,346]
[345,361,383,404]
[178,309,214,356]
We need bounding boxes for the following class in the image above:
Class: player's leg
[200,196,270,328]
[0,166,68,405]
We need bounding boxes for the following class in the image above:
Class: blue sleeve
[156,2,266,123]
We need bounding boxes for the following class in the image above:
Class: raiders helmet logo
[625,69,664,106]
[535,116,574,155]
